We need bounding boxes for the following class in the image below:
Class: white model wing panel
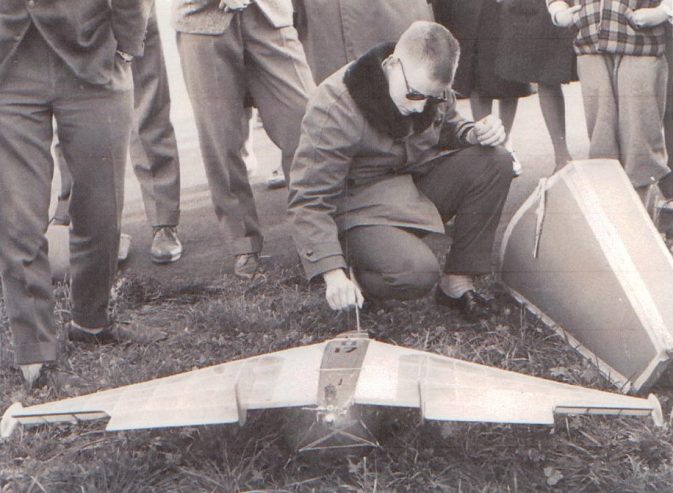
[3,343,326,434]
[354,341,662,426]
[353,340,423,407]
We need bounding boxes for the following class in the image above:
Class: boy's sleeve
[438,92,475,149]
[288,91,364,280]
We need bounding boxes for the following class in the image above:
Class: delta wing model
[2,332,663,451]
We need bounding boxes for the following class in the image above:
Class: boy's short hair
[396,21,460,85]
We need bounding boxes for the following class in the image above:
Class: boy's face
[385,55,448,116]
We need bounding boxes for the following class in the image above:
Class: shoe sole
[67,327,113,344]
[267,179,287,189]
[434,289,490,324]
[150,251,183,264]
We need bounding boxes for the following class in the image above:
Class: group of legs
[0,2,316,386]
[0,3,524,387]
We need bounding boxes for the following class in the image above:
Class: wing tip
[1,402,24,439]
[648,394,665,427]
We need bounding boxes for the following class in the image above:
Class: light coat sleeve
[111,0,153,56]
[288,88,365,280]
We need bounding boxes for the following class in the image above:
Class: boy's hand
[323,269,364,311]
[627,8,670,29]
[467,115,507,147]
[219,0,251,11]
[549,3,581,28]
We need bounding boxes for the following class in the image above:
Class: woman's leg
[470,92,494,121]
[498,97,519,137]
[538,83,572,171]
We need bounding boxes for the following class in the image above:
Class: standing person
[434,0,533,173]
[289,22,513,320]
[53,2,184,265]
[130,2,184,263]
[0,0,152,387]
[173,0,315,279]
[548,0,671,198]
[294,0,435,85]
[496,0,577,173]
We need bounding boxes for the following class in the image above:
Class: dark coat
[0,0,152,85]
[433,0,533,98]
[288,43,475,280]
[294,0,434,84]
[433,0,485,96]
[496,0,577,85]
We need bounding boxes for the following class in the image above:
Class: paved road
[89,6,592,285]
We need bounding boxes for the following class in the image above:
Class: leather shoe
[435,288,492,322]
[234,252,260,279]
[151,226,183,264]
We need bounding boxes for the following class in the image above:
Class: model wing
[353,341,663,426]
[2,342,326,438]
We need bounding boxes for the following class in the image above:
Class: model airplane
[1,331,664,451]
[500,159,673,393]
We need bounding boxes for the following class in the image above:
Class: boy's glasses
[398,58,448,104]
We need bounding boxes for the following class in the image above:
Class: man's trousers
[342,146,514,300]
[176,3,315,255]
[0,27,133,365]
[55,3,181,228]
[577,53,668,189]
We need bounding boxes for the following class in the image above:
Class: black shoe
[434,288,492,322]
[67,321,167,345]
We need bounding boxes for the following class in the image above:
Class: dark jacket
[288,43,475,280]
[294,0,435,84]
[0,0,152,85]
[432,0,485,95]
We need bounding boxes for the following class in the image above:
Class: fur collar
[343,42,438,139]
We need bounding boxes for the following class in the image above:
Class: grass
[2,261,673,492]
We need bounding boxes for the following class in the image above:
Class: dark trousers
[55,3,181,228]
[176,3,315,255]
[0,27,133,364]
[343,146,513,300]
